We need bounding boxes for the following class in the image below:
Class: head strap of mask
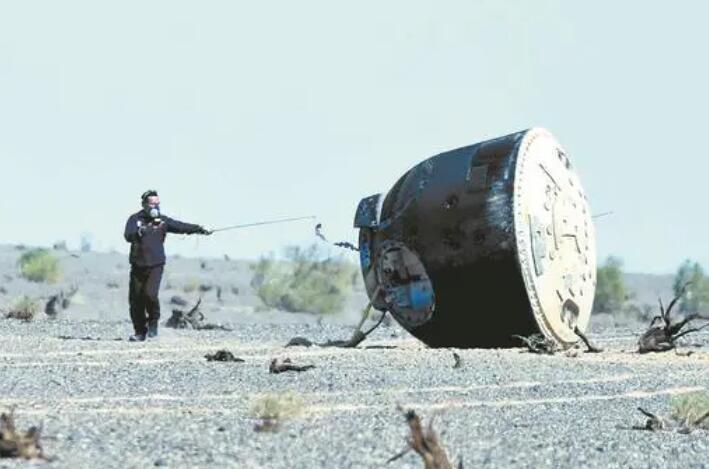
[141,190,158,204]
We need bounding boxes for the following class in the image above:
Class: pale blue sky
[1,1,706,273]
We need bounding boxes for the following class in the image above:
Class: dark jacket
[124,210,203,267]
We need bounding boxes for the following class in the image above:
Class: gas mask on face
[144,205,161,222]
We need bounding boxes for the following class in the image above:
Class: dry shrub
[389,408,456,469]
[671,392,709,430]
[250,392,305,420]
[0,411,47,460]
[251,245,358,315]
[17,249,60,283]
[5,297,39,321]
[183,279,200,294]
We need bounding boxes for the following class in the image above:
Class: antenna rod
[592,211,613,219]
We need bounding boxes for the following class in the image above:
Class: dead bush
[250,392,305,432]
[5,297,39,321]
[671,391,709,431]
[638,283,709,353]
[165,299,231,331]
[0,410,47,460]
[205,350,244,362]
[631,394,709,434]
[388,408,457,469]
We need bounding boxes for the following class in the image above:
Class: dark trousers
[129,264,164,335]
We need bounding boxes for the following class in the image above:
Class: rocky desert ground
[0,244,707,468]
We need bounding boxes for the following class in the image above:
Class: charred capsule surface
[355,128,596,348]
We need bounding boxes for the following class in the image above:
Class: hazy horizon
[2,1,708,274]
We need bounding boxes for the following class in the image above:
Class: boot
[129,333,146,342]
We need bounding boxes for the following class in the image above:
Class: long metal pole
[211,215,317,233]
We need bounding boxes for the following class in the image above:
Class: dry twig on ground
[573,327,603,353]
[631,395,709,434]
[0,410,48,460]
[512,333,560,355]
[637,283,709,353]
[452,353,462,369]
[285,308,387,349]
[632,407,667,431]
[5,297,39,321]
[253,418,280,433]
[285,337,314,347]
[45,285,79,317]
[56,335,122,341]
[205,350,245,362]
[269,358,315,374]
[169,295,188,307]
[388,408,458,469]
[324,310,387,347]
[165,298,232,331]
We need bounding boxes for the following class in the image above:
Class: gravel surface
[0,318,707,469]
[0,246,707,468]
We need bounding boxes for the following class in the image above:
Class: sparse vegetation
[5,297,40,321]
[17,249,60,283]
[671,392,709,430]
[251,245,358,315]
[182,279,200,294]
[250,392,305,432]
[673,260,709,313]
[0,410,47,460]
[632,394,709,434]
[593,256,627,314]
[250,392,305,420]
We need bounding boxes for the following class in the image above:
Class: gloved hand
[198,226,213,235]
[138,225,147,237]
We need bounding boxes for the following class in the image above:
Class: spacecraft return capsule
[354,128,596,348]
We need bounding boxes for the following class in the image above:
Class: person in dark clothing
[124,190,212,341]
